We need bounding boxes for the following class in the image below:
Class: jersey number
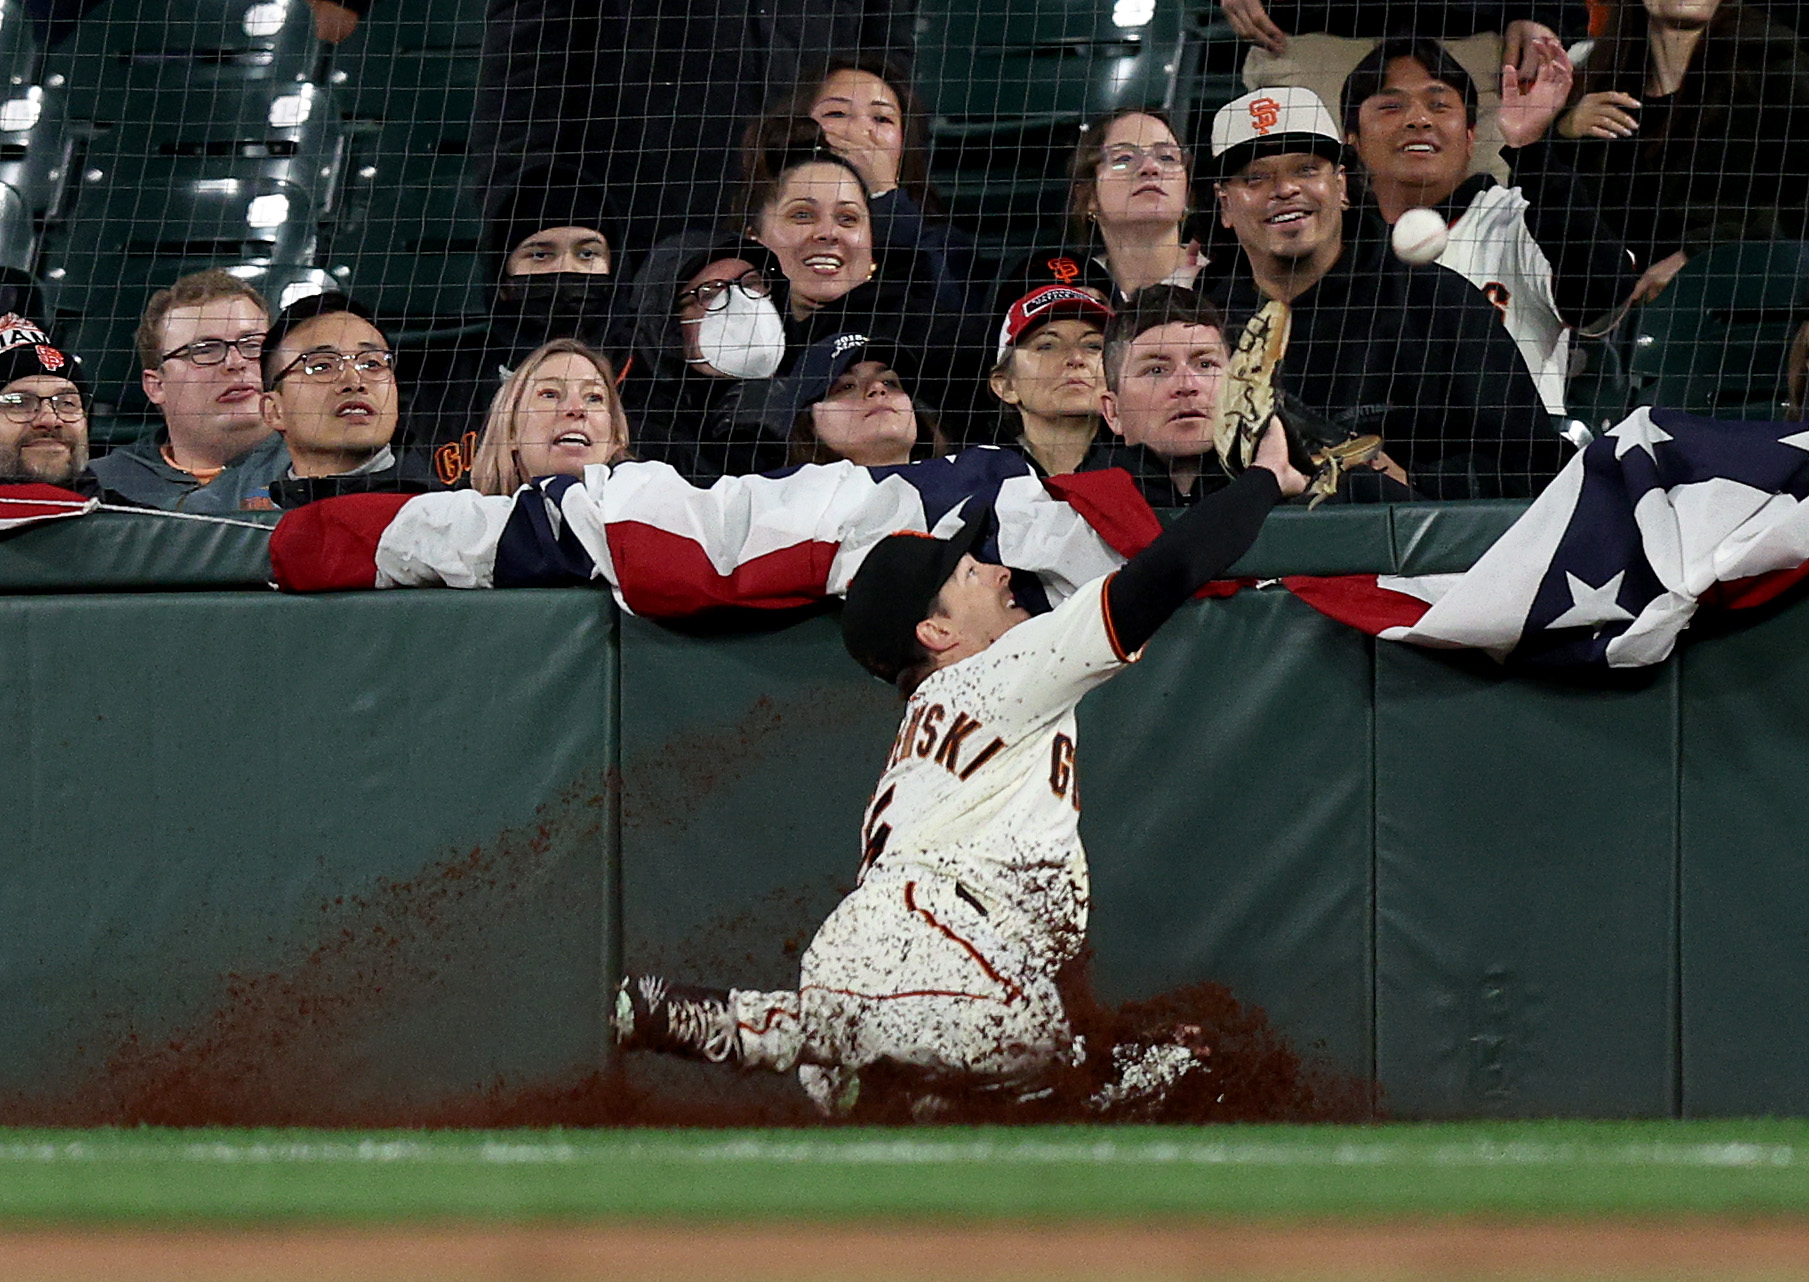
[860,785,896,872]
[1049,734,1081,811]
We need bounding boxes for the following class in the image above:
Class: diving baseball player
[613,423,1308,1116]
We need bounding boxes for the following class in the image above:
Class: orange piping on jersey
[1100,572,1132,662]
[902,881,1025,1003]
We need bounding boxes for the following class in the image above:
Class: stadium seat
[39,0,324,125]
[1629,240,1809,421]
[325,0,487,327]
[1566,329,1633,435]
[38,173,326,424]
[75,81,345,213]
[916,0,1231,247]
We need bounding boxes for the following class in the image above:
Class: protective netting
[4,0,1807,504]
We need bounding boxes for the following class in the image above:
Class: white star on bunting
[1546,570,1636,630]
[1607,414,1674,460]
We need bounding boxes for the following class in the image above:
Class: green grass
[3,1121,1809,1224]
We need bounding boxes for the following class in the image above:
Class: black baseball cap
[842,503,992,684]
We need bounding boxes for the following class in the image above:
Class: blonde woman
[470,339,631,494]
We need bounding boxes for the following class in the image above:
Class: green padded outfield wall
[5,503,1809,1119]
[0,587,617,1126]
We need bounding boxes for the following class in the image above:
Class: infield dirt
[5,1219,1809,1280]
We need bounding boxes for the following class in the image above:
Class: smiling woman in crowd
[750,54,972,309]
[746,145,876,322]
[470,338,631,495]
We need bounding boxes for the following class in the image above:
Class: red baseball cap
[995,285,1114,362]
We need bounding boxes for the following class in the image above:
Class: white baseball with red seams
[1391,207,1450,266]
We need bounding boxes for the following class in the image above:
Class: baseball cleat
[612,974,741,1064]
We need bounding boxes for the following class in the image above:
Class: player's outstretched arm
[1104,421,1304,655]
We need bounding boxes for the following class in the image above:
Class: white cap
[1209,87,1345,177]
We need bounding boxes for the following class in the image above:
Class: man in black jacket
[1341,37,1640,419]
[1208,88,1566,499]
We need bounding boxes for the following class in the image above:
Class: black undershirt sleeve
[1104,468,1283,657]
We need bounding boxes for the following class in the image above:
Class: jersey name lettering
[886,701,1006,781]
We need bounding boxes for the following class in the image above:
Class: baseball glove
[1215,299,1384,508]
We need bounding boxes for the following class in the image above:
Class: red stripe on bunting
[1282,573,1434,636]
[270,492,415,592]
[607,520,841,616]
[0,482,96,529]
[1702,560,1809,611]
[1042,467,1163,559]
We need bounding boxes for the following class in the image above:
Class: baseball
[1391,207,1448,265]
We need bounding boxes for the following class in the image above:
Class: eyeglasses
[0,390,84,422]
[160,334,267,366]
[269,348,397,386]
[675,269,771,313]
[1101,145,1189,172]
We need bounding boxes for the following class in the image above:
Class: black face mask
[491,272,617,352]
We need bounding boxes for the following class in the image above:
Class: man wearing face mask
[401,166,629,488]
[620,230,793,482]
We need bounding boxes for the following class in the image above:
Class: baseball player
[613,421,1308,1117]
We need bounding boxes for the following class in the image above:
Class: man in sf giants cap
[1207,86,1561,499]
[611,419,1307,1119]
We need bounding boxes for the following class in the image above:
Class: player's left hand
[1498,34,1573,148]
[1502,20,1561,84]
[1252,417,1309,497]
[309,0,360,42]
[1631,250,1688,304]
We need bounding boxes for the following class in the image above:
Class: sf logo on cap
[1249,97,1281,134]
[34,344,64,371]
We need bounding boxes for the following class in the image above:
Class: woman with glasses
[1001,109,1215,312]
[619,231,792,482]
[257,293,430,508]
[470,339,632,494]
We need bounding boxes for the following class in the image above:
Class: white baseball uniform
[725,573,1134,1093]
[1438,183,1570,416]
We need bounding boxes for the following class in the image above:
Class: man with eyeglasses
[258,293,425,508]
[1208,88,1564,500]
[0,315,87,489]
[89,269,290,511]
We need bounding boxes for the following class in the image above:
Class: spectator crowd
[5,0,1808,517]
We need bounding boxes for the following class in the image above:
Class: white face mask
[686,287,787,379]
